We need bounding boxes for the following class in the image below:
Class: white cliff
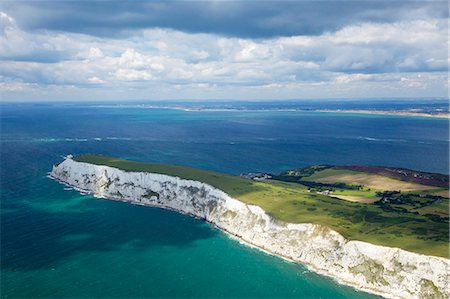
[50,157,450,299]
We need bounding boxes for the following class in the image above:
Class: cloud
[2,1,448,38]
[0,5,448,101]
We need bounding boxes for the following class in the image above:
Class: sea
[1,100,449,298]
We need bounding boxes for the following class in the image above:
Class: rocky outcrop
[50,157,450,299]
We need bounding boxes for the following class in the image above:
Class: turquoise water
[1,103,449,298]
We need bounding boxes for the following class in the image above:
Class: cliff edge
[50,156,450,299]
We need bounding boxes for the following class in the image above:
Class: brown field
[312,172,434,191]
[331,194,379,203]
[338,165,449,188]
[433,190,450,198]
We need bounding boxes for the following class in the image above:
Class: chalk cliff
[51,157,450,299]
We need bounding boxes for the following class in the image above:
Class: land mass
[73,154,449,257]
[94,101,450,119]
[317,109,450,119]
[51,155,450,299]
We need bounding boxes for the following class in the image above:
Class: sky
[0,0,448,101]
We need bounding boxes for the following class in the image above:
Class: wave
[105,137,133,141]
[1,137,134,143]
[31,138,89,143]
[354,136,406,143]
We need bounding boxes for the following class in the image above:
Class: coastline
[94,104,450,118]
[317,109,450,119]
[48,174,394,299]
[50,158,450,299]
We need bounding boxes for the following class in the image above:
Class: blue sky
[0,0,448,101]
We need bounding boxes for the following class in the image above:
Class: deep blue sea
[1,102,448,298]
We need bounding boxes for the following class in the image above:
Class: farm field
[302,168,435,191]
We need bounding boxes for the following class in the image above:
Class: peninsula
[51,154,450,299]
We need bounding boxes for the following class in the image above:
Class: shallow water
[1,103,448,298]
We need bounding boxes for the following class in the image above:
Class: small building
[240,172,272,181]
[316,190,332,195]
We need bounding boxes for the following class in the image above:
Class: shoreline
[94,104,450,118]
[317,109,450,119]
[48,172,425,299]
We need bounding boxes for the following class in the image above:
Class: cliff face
[51,157,450,299]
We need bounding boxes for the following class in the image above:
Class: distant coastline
[317,109,450,119]
[94,104,450,118]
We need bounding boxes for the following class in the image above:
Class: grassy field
[73,154,449,258]
[303,168,435,191]
[433,189,450,198]
[329,195,379,203]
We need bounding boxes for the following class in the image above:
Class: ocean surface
[1,102,449,298]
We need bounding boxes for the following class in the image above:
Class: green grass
[331,188,379,198]
[73,154,449,258]
[302,168,358,180]
[74,154,262,198]
[417,199,449,217]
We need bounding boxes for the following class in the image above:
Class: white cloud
[334,74,374,84]
[114,69,153,81]
[86,47,104,59]
[0,11,447,100]
[88,76,105,84]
